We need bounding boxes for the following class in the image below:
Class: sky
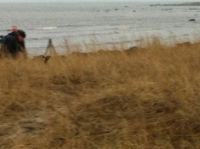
[0,0,194,3]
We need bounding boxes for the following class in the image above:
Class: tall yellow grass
[1,37,200,149]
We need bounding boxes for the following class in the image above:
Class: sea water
[0,2,200,56]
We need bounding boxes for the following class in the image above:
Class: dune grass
[1,37,200,148]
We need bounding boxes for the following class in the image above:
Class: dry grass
[1,37,200,149]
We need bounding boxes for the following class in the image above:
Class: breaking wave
[36,26,57,30]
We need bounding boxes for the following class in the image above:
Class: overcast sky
[0,0,194,3]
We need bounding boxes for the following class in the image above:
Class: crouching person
[1,26,27,58]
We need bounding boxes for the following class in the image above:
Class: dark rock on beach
[188,19,196,21]
[127,46,138,51]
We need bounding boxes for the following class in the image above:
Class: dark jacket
[3,30,26,56]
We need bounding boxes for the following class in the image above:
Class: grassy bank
[1,38,200,149]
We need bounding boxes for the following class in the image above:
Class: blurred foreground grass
[1,38,200,148]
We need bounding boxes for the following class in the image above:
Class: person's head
[18,30,26,38]
[18,30,26,41]
[12,26,18,32]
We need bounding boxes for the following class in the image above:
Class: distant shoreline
[150,2,200,7]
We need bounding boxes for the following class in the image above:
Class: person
[0,26,26,58]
